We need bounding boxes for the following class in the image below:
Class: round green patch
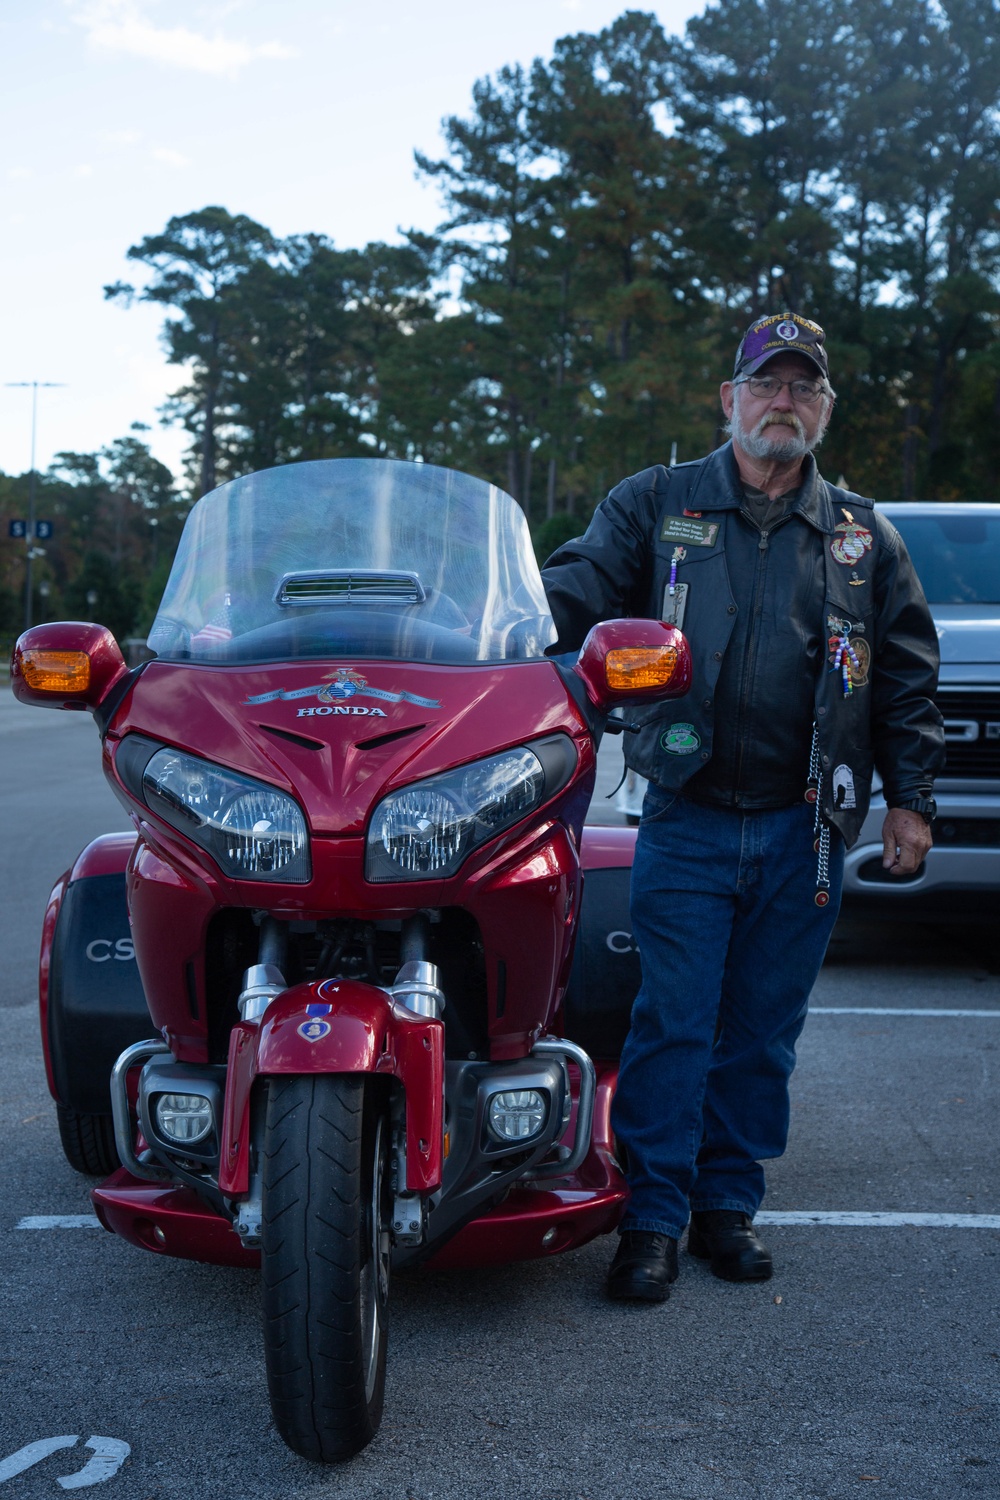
[661,722,701,755]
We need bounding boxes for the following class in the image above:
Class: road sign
[8,519,26,538]
[35,519,53,539]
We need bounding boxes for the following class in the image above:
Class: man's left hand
[881,808,933,875]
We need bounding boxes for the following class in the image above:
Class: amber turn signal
[605,645,678,691]
[19,648,91,693]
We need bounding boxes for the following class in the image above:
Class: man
[542,313,944,1302]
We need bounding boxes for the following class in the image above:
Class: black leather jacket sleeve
[541,470,667,652]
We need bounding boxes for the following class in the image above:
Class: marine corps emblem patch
[830,514,873,567]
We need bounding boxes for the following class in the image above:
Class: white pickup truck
[616,501,1000,919]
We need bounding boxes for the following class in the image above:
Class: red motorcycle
[12,459,689,1462]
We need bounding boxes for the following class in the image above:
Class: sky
[0,0,706,484]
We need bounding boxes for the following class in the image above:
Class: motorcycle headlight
[141,748,310,882]
[365,747,544,882]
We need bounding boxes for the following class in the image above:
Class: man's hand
[881,808,932,876]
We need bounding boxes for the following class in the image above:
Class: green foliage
[532,511,588,568]
[98,2,1000,513]
[0,434,186,648]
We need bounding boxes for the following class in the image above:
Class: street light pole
[6,380,66,631]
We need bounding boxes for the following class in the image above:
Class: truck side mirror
[10,622,129,711]
[573,619,692,712]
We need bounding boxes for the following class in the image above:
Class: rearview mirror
[10,622,129,711]
[573,619,691,711]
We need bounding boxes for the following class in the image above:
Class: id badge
[661,582,689,630]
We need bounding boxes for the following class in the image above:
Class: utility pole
[6,380,66,631]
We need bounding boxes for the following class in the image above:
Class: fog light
[487,1089,548,1143]
[154,1092,213,1145]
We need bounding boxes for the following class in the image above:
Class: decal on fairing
[297,1018,333,1042]
[243,666,442,715]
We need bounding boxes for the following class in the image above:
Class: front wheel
[260,1075,391,1462]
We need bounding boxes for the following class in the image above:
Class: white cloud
[75,163,95,177]
[99,128,142,144]
[151,146,189,167]
[69,0,296,76]
[7,167,32,180]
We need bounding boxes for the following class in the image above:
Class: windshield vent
[276,571,426,608]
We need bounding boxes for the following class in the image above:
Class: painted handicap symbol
[0,1436,130,1488]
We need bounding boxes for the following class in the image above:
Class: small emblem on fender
[298,1019,332,1042]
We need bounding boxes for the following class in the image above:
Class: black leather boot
[607,1230,679,1302]
[687,1210,773,1282]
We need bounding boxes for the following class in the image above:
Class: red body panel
[91,1064,625,1271]
[92,1174,259,1268]
[38,873,69,1099]
[217,981,444,1196]
[49,633,655,1275]
[107,657,595,1061]
[108,658,590,834]
[579,824,638,869]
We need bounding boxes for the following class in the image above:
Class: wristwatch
[895,797,937,825]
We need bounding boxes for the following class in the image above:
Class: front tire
[260,1075,391,1462]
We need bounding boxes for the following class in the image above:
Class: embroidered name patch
[660,515,719,546]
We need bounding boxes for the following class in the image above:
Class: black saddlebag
[48,872,154,1115]
[562,865,641,1061]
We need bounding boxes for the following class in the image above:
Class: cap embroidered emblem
[776,320,799,340]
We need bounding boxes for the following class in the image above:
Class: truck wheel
[56,1103,121,1176]
[261,1074,391,1462]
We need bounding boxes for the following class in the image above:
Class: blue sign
[35,520,53,539]
[8,519,26,538]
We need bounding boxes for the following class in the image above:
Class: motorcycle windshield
[148,460,557,665]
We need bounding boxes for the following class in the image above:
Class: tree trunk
[901,403,921,502]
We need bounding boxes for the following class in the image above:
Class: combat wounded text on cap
[733,313,829,381]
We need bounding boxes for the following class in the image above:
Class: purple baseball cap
[733,313,829,380]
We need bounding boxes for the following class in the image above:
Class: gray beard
[727,399,826,463]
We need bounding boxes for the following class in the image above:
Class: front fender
[218,979,444,1198]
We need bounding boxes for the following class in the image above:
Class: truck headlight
[142,748,310,882]
[365,748,544,881]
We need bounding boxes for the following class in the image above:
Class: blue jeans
[611,788,844,1240]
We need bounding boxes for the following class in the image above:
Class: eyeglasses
[734,375,826,404]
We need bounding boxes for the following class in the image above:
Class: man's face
[720,354,832,464]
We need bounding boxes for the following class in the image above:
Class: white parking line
[811,1007,1000,1018]
[757,1211,1000,1229]
[17,1210,1000,1233]
[16,1216,101,1230]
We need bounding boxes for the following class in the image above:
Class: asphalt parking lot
[2,691,998,1499]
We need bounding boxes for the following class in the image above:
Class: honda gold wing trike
[12,459,690,1462]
